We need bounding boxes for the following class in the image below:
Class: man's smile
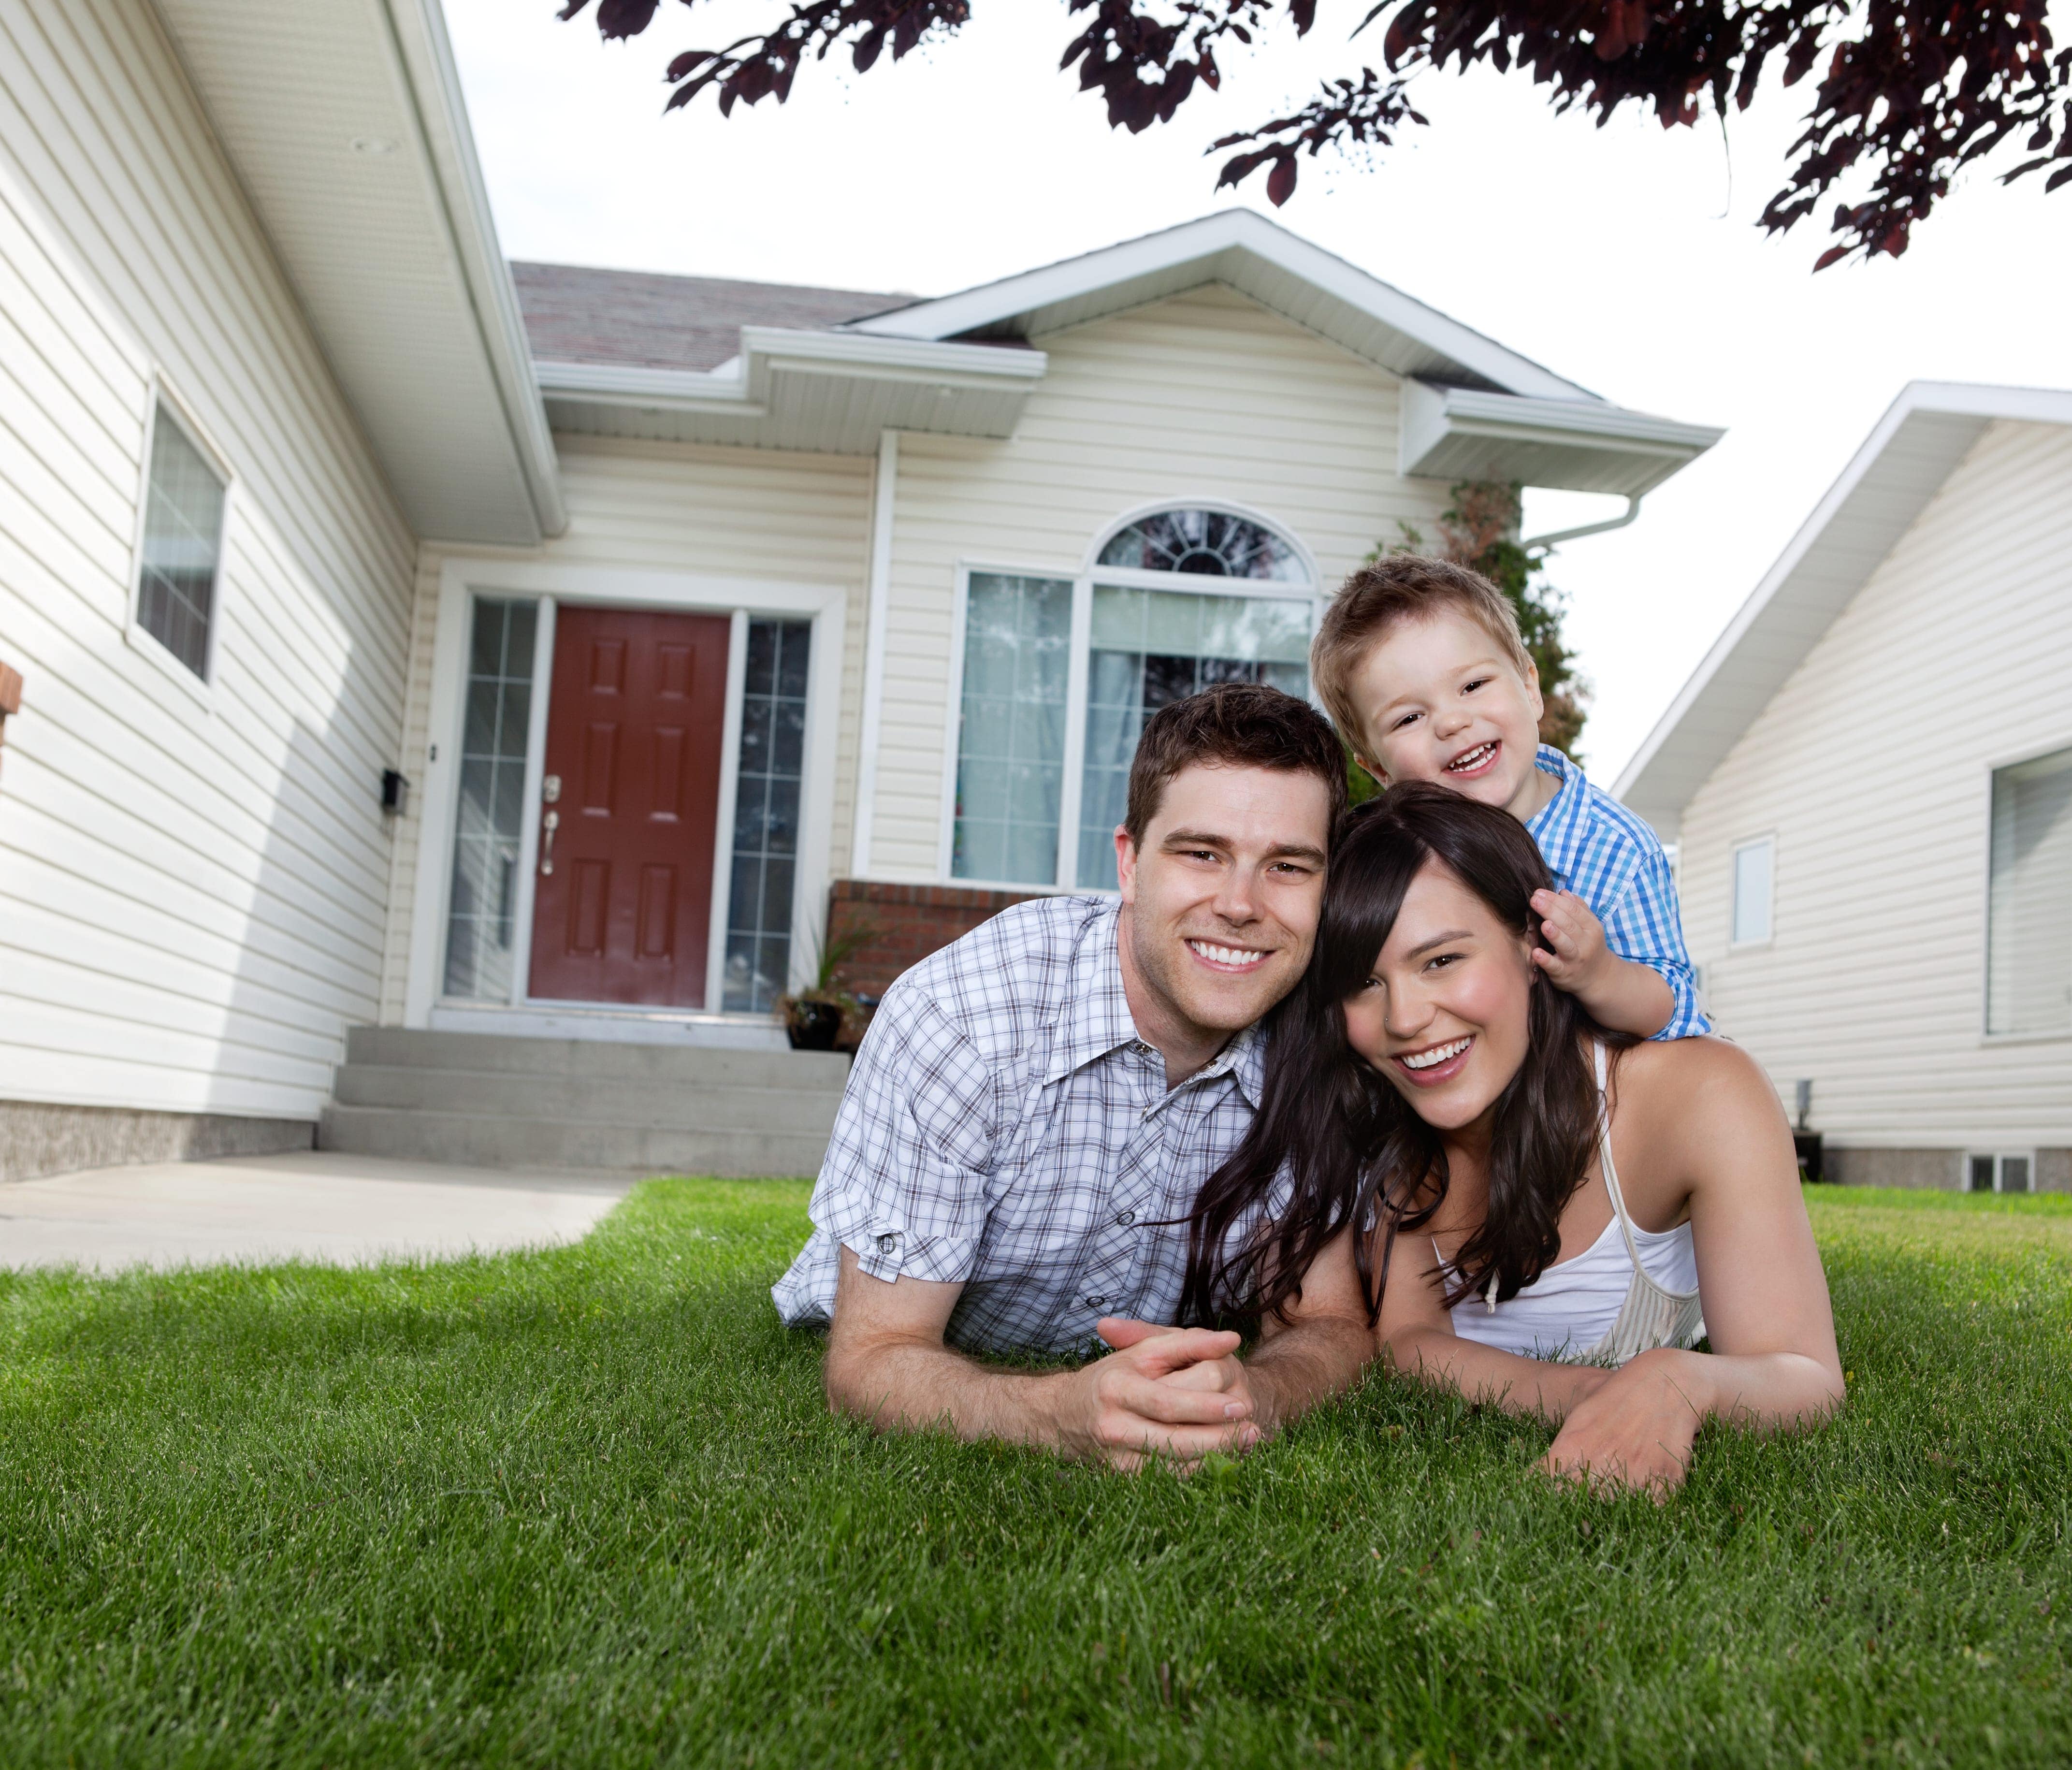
[1184,937,1273,973]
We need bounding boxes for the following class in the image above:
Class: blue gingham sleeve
[1599,844,1710,1040]
[805,986,1003,1286]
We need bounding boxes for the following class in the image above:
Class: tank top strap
[1592,1040,1649,1276]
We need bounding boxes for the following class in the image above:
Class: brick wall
[826,879,1046,1003]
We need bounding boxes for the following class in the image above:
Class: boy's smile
[1348,608,1557,824]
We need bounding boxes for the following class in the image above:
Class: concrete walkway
[0,1150,634,1274]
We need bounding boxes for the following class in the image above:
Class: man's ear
[1113,825,1139,903]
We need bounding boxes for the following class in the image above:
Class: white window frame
[937,502,1323,891]
[1964,1150,2037,1195]
[125,376,234,701]
[403,558,847,1029]
[1728,832,1776,950]
[1979,732,2072,1045]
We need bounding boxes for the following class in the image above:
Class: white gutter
[1523,495,1642,554]
[383,0,566,537]
[849,430,899,877]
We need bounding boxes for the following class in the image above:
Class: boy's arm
[1530,889,1676,1038]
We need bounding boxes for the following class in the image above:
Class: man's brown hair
[1311,555,1534,759]
[1123,681,1348,846]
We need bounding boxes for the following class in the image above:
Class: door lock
[542,774,562,804]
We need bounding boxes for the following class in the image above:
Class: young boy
[1311,554,1706,1040]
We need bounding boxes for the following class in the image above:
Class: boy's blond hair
[1311,554,1535,758]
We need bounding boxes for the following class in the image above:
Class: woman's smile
[1392,1032,1475,1085]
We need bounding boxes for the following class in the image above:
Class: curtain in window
[952,574,1072,886]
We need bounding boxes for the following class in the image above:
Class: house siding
[0,0,417,1133]
[1675,418,2072,1171]
[382,436,872,1020]
[862,282,1449,879]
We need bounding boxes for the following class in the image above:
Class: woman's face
[1340,856,1536,1132]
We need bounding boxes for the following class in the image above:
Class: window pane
[2001,1156,2032,1194]
[1097,508,1304,581]
[1731,840,1773,946]
[1075,584,1314,890]
[724,619,812,1013]
[1987,745,2072,1036]
[1969,1155,1996,1193]
[953,574,1071,885]
[137,406,227,679]
[443,598,538,1000]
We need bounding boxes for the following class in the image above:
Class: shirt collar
[1043,899,1269,1108]
[1524,742,1588,853]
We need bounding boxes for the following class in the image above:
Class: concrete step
[332,1064,842,1135]
[319,1104,831,1178]
[343,1025,848,1088]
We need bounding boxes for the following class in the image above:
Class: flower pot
[786,1001,842,1051]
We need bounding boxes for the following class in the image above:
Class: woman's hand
[1536,1348,1710,1496]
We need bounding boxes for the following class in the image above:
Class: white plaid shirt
[1526,744,1709,1040]
[771,895,1265,1356]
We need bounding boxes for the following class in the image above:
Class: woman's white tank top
[1441,1043,1704,1365]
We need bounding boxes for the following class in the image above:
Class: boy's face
[1348,609,1550,822]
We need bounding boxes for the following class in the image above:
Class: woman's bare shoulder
[1609,1037,1789,1136]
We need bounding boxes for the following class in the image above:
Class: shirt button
[1085,1294,1108,1309]
[1115,1209,1135,1226]
[877,1233,898,1254]
[1131,1041,1152,1055]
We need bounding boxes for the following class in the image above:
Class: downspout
[1521,494,1640,556]
[848,430,899,878]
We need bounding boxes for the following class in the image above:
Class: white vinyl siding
[861,282,1452,879]
[379,437,872,1021]
[1674,418,2072,1150]
[0,0,416,1121]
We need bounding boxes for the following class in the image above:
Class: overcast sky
[444,0,2072,781]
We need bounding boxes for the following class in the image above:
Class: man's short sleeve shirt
[769,894,1263,1356]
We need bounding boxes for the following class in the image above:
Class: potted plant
[779,918,878,1052]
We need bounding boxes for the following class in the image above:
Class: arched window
[951,506,1319,892]
[1096,507,1306,581]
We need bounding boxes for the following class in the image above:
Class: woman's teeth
[1188,940,1266,969]
[1447,742,1497,772]
[1401,1036,1471,1071]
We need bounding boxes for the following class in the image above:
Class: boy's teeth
[1189,940,1264,967]
[1402,1036,1470,1070]
[1448,743,1495,771]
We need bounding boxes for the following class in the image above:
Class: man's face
[1115,762,1333,1044]
[1349,609,1547,822]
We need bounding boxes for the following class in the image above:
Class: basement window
[135,400,228,679]
[1986,744,2072,1036]
[1968,1152,2033,1194]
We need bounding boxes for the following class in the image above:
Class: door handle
[540,808,559,875]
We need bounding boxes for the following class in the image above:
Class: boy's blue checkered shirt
[1525,744,1709,1040]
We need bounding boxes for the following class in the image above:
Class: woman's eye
[1425,953,1458,971]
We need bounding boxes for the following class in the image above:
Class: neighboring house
[0,0,1721,1181]
[1618,382,2072,1194]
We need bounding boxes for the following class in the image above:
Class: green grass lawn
[0,1183,2066,1768]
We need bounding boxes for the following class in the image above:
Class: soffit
[151,0,559,544]
[1615,383,2072,838]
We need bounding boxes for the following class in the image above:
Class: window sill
[1977,1028,2072,1049]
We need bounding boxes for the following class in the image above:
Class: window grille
[136,403,227,679]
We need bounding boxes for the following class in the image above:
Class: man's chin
[1169,970,1294,1035]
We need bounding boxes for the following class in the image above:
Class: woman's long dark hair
[1182,781,1626,1329]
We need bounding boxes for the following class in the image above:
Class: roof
[1615,381,2072,838]
[153,0,563,544]
[510,263,901,374]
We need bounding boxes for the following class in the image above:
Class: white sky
[444,0,2072,780]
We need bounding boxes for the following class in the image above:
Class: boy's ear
[1355,754,1389,788]
[1521,653,1543,723]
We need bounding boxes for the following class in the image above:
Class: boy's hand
[1529,888,1610,993]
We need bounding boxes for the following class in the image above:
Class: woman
[1186,783,1843,1493]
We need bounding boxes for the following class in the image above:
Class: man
[773,683,1377,1467]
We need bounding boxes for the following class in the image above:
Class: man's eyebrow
[1404,928,1475,958]
[1159,829,1326,865]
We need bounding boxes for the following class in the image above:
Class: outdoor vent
[381,768,409,817]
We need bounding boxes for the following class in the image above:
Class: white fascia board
[1401,380,1724,478]
[384,0,565,537]
[533,358,763,415]
[1613,380,2072,816]
[849,209,1596,403]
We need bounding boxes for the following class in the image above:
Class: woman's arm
[1540,1039,1845,1492]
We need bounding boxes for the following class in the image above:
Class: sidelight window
[443,598,537,1001]
[723,619,811,1012]
[950,509,1317,890]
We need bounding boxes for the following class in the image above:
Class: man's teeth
[1401,1036,1471,1071]
[1447,742,1496,772]
[1188,940,1266,968]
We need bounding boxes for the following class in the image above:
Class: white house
[0,0,1722,1180]
[1618,382,2072,1194]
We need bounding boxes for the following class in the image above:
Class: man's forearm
[1244,1313,1375,1435]
[1578,955,1675,1039]
[825,1335,1064,1446]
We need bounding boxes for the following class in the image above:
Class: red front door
[528,607,730,1006]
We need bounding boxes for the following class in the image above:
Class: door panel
[529,606,730,1005]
